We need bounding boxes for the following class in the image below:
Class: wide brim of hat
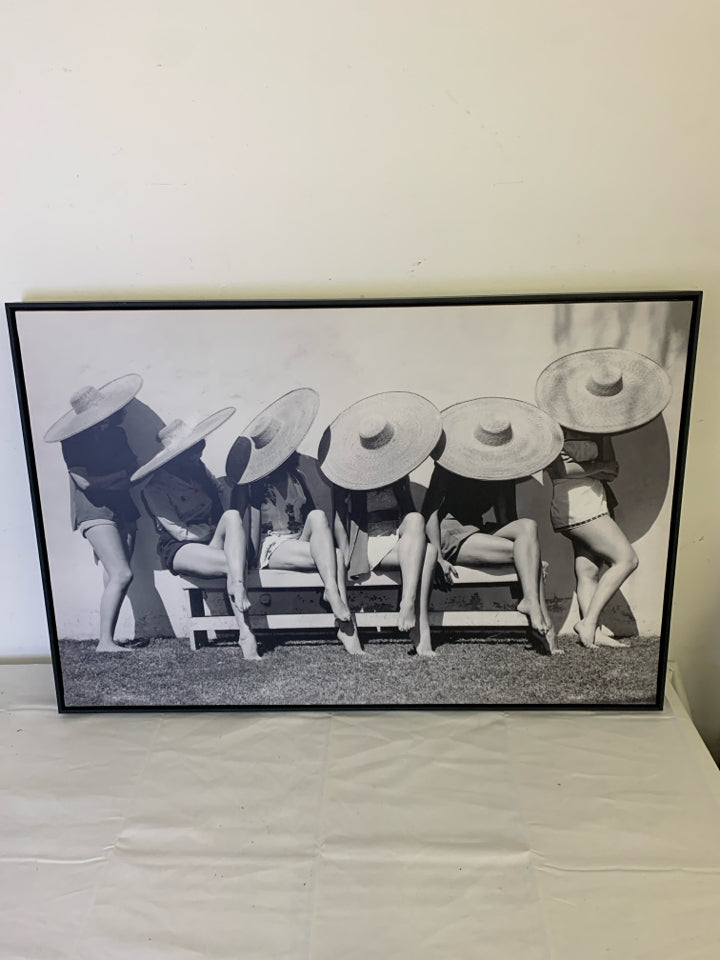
[435,397,564,481]
[535,348,672,434]
[318,392,442,490]
[44,374,143,442]
[130,407,236,483]
[225,388,320,484]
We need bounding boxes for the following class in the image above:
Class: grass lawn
[57,632,662,709]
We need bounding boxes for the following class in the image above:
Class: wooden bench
[171,566,527,650]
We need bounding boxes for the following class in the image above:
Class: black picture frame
[6,293,701,713]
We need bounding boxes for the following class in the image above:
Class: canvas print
[6,295,700,711]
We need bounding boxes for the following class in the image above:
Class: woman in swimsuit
[319,391,442,656]
[546,431,634,648]
[45,375,143,653]
[226,389,360,654]
[134,409,260,661]
[536,347,672,649]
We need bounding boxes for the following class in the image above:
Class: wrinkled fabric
[0,664,719,960]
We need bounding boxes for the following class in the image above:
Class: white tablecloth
[1,663,718,959]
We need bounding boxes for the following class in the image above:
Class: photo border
[5,292,702,714]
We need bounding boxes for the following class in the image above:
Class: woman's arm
[332,486,350,562]
[69,471,90,491]
[552,454,617,480]
[144,483,213,543]
[68,464,131,491]
[596,436,619,481]
[422,471,455,586]
[426,507,456,587]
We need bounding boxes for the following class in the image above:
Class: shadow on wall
[121,399,174,639]
[552,300,690,370]
[545,302,681,635]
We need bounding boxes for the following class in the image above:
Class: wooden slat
[181,564,519,592]
[190,610,528,632]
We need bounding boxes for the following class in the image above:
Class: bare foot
[398,599,416,633]
[336,617,363,655]
[95,639,135,653]
[323,587,351,622]
[573,620,598,648]
[598,623,615,639]
[594,630,629,648]
[536,622,563,656]
[410,618,436,656]
[238,626,262,661]
[415,638,437,658]
[228,579,251,612]
[517,598,547,636]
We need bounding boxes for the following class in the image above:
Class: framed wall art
[6,293,701,711]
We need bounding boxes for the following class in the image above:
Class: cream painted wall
[1,3,718,753]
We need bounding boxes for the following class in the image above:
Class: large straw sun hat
[130,407,236,483]
[44,374,143,443]
[225,388,320,484]
[318,391,442,490]
[535,348,672,434]
[434,397,564,481]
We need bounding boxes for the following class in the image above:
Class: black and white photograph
[7,295,699,711]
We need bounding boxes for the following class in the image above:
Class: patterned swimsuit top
[365,485,401,537]
[257,472,310,537]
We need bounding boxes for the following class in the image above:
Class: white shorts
[550,478,608,532]
[259,531,301,569]
[366,533,399,571]
[78,517,136,564]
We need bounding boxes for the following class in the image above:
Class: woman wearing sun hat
[319,391,442,657]
[45,375,143,653]
[225,389,362,655]
[132,407,260,661]
[422,397,564,656]
[536,348,672,650]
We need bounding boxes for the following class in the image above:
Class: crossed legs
[565,516,637,648]
[172,510,260,660]
[455,518,561,655]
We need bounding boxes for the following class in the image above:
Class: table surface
[1,663,719,960]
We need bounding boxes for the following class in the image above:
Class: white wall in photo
[1,3,718,754]
[15,301,690,645]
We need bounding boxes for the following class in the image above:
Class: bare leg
[411,542,437,656]
[574,547,600,622]
[456,520,548,636]
[173,516,260,660]
[208,510,251,612]
[566,516,637,648]
[84,524,134,652]
[209,510,257,658]
[270,511,351,622]
[573,543,612,647]
[538,570,562,655]
[335,547,362,655]
[379,513,427,633]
